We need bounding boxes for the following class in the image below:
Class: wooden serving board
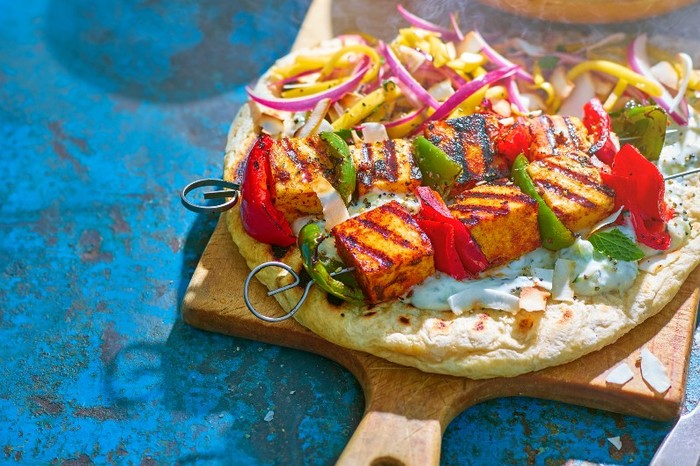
[183,218,699,465]
[182,1,700,463]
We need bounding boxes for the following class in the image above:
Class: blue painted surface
[0,0,697,465]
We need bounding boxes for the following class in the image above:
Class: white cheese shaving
[551,259,576,302]
[605,362,634,385]
[607,436,622,450]
[641,347,671,394]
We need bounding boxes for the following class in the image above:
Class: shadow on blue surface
[44,0,309,102]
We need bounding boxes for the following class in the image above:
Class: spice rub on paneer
[525,115,592,160]
[526,151,616,233]
[268,136,333,221]
[424,113,509,193]
[332,201,434,304]
[349,139,421,197]
[449,180,540,266]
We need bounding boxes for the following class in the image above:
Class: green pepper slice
[610,102,668,161]
[511,154,576,251]
[298,223,365,304]
[413,136,462,197]
[320,131,356,205]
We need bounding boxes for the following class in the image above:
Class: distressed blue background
[0,0,698,464]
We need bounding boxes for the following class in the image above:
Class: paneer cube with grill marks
[349,139,422,197]
[268,137,333,222]
[424,113,510,194]
[332,201,435,304]
[449,180,541,266]
[525,115,592,160]
[526,151,616,233]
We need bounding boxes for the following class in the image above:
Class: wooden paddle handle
[336,411,443,466]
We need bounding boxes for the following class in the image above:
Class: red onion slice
[396,4,461,42]
[627,35,689,125]
[246,64,370,112]
[416,65,519,132]
[379,41,440,109]
[472,30,534,83]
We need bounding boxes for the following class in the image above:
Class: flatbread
[221,38,700,379]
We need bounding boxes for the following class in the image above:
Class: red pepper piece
[414,186,489,276]
[583,98,617,164]
[601,144,673,250]
[416,219,468,280]
[240,135,296,247]
[494,120,532,164]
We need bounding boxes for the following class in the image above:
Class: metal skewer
[664,166,700,181]
[180,178,240,214]
[243,261,354,322]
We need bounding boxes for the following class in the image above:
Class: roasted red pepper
[240,134,295,247]
[583,98,617,164]
[414,186,488,277]
[494,119,532,165]
[416,219,467,280]
[601,144,673,250]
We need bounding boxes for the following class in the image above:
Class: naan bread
[221,39,700,379]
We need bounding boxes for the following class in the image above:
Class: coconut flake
[607,436,622,450]
[519,287,550,312]
[641,347,671,393]
[605,362,634,385]
[360,122,389,143]
[312,178,349,231]
[551,259,576,302]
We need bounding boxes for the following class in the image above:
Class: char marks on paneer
[349,139,422,196]
[449,180,541,266]
[332,201,435,304]
[525,115,592,160]
[424,113,510,194]
[526,151,616,232]
[268,136,333,221]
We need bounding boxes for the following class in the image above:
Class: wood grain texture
[183,219,699,465]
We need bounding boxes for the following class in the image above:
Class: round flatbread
[222,35,700,379]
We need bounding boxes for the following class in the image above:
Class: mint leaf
[589,229,645,261]
[538,55,560,70]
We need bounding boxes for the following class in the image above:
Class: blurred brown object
[476,0,697,23]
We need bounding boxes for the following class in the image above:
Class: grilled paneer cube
[424,114,509,193]
[526,151,616,232]
[526,115,592,160]
[268,137,333,221]
[449,180,540,266]
[332,201,434,304]
[349,139,421,197]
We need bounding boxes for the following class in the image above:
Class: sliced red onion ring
[627,35,689,125]
[423,66,519,125]
[247,64,370,112]
[472,30,534,83]
[379,41,440,109]
[449,13,464,42]
[505,76,527,112]
[396,4,461,42]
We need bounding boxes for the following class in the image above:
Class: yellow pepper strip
[386,110,427,139]
[566,60,663,97]
[280,78,347,99]
[332,81,400,131]
[531,62,557,110]
[319,45,382,84]
[273,55,352,79]
[603,79,628,112]
[689,69,700,91]
[428,35,450,68]
[364,100,396,123]
[447,84,490,119]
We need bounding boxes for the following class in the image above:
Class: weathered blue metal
[0,0,697,465]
